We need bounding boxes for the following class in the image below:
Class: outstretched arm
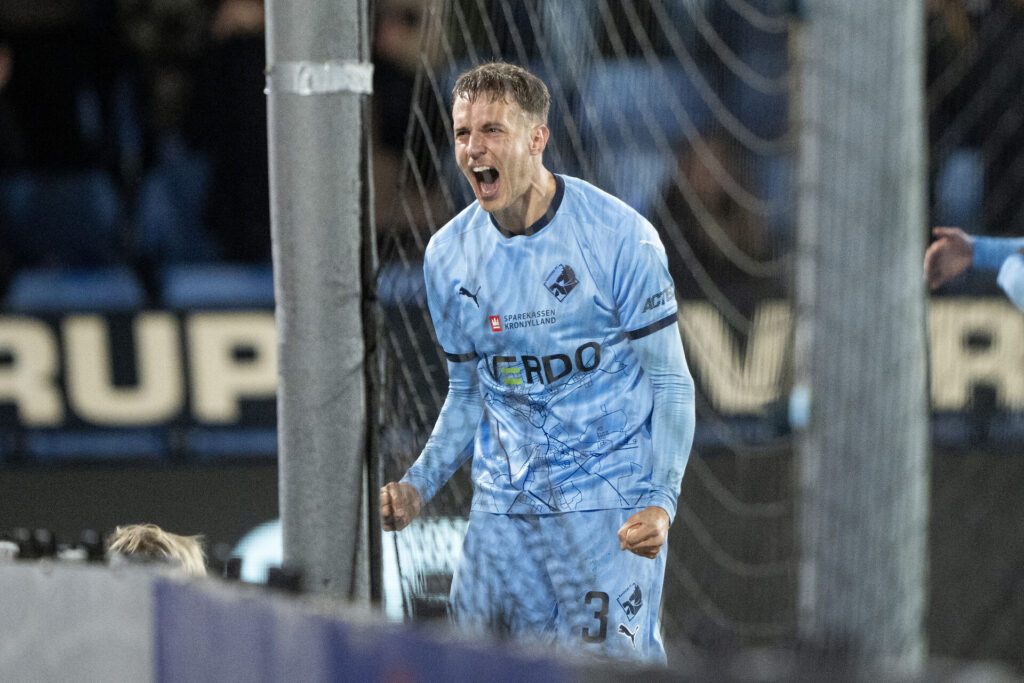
[997,249,1024,312]
[380,359,481,531]
[924,227,974,290]
[617,323,696,559]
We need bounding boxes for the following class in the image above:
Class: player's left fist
[617,506,670,559]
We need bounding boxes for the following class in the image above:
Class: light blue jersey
[417,175,678,516]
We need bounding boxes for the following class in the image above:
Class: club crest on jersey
[618,583,643,621]
[489,315,502,332]
[545,264,579,302]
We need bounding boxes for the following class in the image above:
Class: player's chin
[474,188,503,209]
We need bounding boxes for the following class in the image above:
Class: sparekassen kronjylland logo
[490,309,557,331]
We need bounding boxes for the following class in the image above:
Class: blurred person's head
[118,0,208,63]
[210,0,264,41]
[107,523,207,576]
[670,132,771,261]
[0,42,11,91]
[373,0,440,71]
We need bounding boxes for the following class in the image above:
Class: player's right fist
[380,481,421,531]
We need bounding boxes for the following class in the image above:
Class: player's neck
[493,169,557,237]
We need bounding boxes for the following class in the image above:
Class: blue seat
[134,138,219,265]
[935,147,983,231]
[0,169,122,267]
[4,266,147,312]
[159,263,274,309]
[25,428,168,461]
[186,427,278,459]
[595,149,678,218]
[578,59,711,150]
[726,58,789,140]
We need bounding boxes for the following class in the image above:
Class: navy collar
[489,174,565,237]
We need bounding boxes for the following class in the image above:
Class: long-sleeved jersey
[404,174,694,518]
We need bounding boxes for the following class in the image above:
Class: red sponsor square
[489,315,502,332]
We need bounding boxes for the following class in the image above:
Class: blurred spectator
[184,0,266,264]
[116,0,208,173]
[0,37,20,163]
[0,33,17,291]
[373,0,431,155]
[927,0,1024,239]
[117,0,218,268]
[0,1,124,271]
[657,133,783,319]
[372,0,449,252]
[0,1,118,172]
[107,522,207,576]
[186,0,269,263]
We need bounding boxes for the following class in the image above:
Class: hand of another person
[617,506,670,559]
[924,227,974,290]
[380,481,421,532]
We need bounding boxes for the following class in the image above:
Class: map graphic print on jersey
[417,175,678,515]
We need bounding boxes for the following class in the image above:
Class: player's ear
[530,123,550,156]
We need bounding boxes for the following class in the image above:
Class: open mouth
[472,166,500,199]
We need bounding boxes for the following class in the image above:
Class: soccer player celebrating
[379,62,695,664]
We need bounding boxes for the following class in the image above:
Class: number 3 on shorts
[581,590,609,643]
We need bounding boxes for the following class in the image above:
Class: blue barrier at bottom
[154,579,570,683]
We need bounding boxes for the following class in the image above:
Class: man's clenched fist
[380,481,422,531]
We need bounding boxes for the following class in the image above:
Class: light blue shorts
[449,508,667,664]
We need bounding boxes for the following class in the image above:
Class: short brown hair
[452,61,550,123]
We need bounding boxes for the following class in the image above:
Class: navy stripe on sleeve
[625,313,677,340]
[445,351,477,362]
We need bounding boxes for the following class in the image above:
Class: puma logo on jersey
[617,623,638,648]
[458,286,480,307]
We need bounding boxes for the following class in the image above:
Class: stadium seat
[935,147,983,231]
[3,266,147,312]
[577,59,711,150]
[0,169,122,267]
[25,428,168,461]
[159,263,274,310]
[134,138,219,265]
[594,149,678,217]
[185,427,277,459]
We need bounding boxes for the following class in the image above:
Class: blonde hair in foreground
[107,523,207,577]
